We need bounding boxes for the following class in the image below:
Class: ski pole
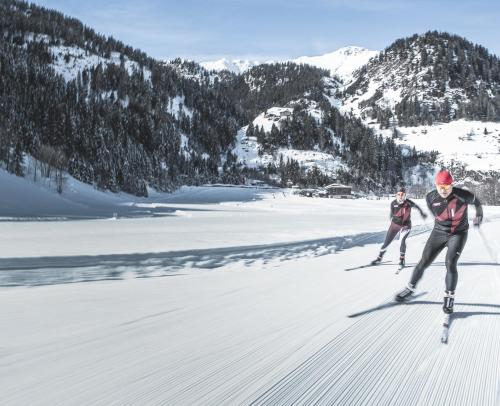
[477,227,497,263]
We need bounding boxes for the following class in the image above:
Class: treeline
[1,1,340,195]
[0,2,477,195]
[246,103,436,190]
[3,0,152,67]
[0,0,247,195]
[215,62,329,122]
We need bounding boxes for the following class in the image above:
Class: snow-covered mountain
[199,46,378,82]
[293,46,378,83]
[342,32,500,126]
[333,32,500,176]
[2,0,500,201]
[171,35,500,197]
[200,58,267,75]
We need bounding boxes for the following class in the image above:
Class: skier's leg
[409,229,447,288]
[399,227,411,266]
[375,223,400,261]
[444,231,468,291]
[395,230,447,302]
[399,227,411,255]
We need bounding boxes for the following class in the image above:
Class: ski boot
[371,253,384,266]
[398,255,405,270]
[443,291,455,314]
[395,283,415,302]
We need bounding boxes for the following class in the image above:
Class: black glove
[473,215,483,227]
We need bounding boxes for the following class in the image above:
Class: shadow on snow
[0,228,414,286]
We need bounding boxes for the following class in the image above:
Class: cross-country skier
[371,187,427,269]
[394,170,483,314]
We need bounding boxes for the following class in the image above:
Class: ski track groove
[3,221,500,405]
[248,263,500,406]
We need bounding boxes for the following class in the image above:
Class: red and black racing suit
[378,199,425,258]
[409,187,483,291]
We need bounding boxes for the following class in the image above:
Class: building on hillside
[324,183,352,198]
[280,110,292,120]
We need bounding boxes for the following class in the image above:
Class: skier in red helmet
[395,170,483,314]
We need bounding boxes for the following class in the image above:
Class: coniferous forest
[1,1,498,199]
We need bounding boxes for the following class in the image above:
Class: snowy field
[2,181,500,405]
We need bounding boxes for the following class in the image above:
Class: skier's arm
[409,199,427,219]
[469,193,483,226]
[425,193,434,216]
[459,188,483,226]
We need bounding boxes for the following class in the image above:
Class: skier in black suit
[395,170,483,314]
[371,187,427,269]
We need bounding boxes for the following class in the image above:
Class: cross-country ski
[441,314,452,344]
[344,260,390,271]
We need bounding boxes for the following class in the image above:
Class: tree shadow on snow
[0,228,424,287]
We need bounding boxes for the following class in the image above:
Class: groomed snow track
[1,220,500,405]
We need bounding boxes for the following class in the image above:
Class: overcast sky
[32,0,500,61]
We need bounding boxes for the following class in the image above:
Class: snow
[49,45,109,82]
[199,46,378,81]
[180,133,191,158]
[3,30,500,404]
[252,107,293,132]
[200,58,268,74]
[0,166,282,221]
[337,71,500,173]
[167,95,194,119]
[232,126,345,177]
[394,120,500,171]
[234,103,343,177]
[333,39,499,178]
[340,78,380,114]
[293,46,379,83]
[1,183,500,404]
[0,166,147,220]
[48,45,151,83]
[18,32,153,85]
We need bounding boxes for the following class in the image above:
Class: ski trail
[2,219,499,405]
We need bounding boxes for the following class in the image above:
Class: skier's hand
[473,215,483,227]
[422,213,428,220]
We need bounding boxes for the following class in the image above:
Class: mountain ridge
[1,1,499,202]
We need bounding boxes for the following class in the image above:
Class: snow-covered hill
[23,33,151,83]
[233,104,345,178]
[0,166,276,220]
[394,120,500,171]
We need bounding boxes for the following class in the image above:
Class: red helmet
[435,170,453,185]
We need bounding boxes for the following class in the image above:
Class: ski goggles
[436,183,452,192]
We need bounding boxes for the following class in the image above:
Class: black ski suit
[378,198,426,258]
[409,187,483,291]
